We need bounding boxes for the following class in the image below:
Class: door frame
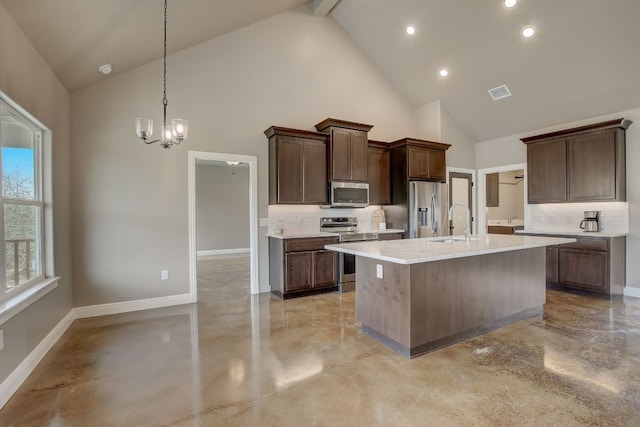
[477,163,527,234]
[187,151,259,299]
[446,167,476,234]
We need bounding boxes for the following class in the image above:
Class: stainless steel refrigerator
[386,181,449,238]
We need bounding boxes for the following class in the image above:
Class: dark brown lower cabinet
[523,234,626,295]
[284,252,314,293]
[546,247,559,283]
[314,250,338,287]
[269,236,338,299]
[559,248,608,293]
[378,232,403,241]
[488,225,524,235]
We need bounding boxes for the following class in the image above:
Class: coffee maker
[580,210,600,232]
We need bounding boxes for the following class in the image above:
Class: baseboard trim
[0,309,75,409]
[0,292,195,410]
[197,248,249,257]
[623,286,640,299]
[74,293,194,319]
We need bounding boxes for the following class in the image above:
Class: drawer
[378,232,403,241]
[284,237,338,252]
[560,237,608,252]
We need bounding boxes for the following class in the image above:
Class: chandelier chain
[162,0,168,131]
[163,0,167,105]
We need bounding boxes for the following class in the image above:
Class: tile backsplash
[526,202,629,233]
[266,205,385,234]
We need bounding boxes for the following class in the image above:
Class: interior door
[448,172,473,235]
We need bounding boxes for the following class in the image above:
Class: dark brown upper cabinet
[315,118,373,183]
[521,118,631,204]
[390,138,451,183]
[265,126,328,205]
[367,140,391,205]
[486,172,500,207]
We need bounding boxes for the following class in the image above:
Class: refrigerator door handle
[411,182,417,238]
[430,193,438,236]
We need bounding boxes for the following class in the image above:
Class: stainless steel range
[320,217,378,292]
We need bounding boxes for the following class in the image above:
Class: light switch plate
[260,218,269,227]
[161,270,169,280]
[376,264,383,279]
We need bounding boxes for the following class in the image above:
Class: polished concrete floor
[1,254,639,426]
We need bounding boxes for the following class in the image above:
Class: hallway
[0,254,639,426]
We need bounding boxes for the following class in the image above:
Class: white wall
[486,180,525,220]
[440,106,476,169]
[414,101,476,169]
[415,101,441,141]
[475,107,640,290]
[196,164,249,252]
[70,5,418,304]
[0,4,73,384]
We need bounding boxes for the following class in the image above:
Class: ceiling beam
[312,0,341,16]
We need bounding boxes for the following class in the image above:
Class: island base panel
[356,248,546,358]
[363,307,542,358]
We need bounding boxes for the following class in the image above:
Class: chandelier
[135,0,188,149]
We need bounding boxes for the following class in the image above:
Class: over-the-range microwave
[328,181,369,208]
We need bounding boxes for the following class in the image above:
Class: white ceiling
[3,0,640,141]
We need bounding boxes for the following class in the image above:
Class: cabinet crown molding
[521,118,632,144]
[390,138,451,150]
[264,125,328,141]
[314,118,374,133]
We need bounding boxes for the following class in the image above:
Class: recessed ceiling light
[439,68,449,77]
[504,0,517,8]
[521,25,536,38]
[226,161,240,166]
[98,64,112,74]
[406,25,416,35]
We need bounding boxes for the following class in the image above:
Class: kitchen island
[326,234,575,358]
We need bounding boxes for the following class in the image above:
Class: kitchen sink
[430,236,479,243]
[430,236,467,243]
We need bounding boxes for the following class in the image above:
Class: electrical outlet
[161,270,169,280]
[0,330,4,351]
[376,264,383,279]
[260,218,269,227]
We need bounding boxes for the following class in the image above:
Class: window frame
[0,91,57,324]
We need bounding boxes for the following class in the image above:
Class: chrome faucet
[448,203,472,241]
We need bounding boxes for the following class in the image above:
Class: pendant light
[135,0,188,149]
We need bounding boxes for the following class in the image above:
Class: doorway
[187,151,259,300]
[448,168,476,234]
[477,163,527,233]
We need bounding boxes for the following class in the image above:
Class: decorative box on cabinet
[521,118,631,204]
[268,236,339,299]
[265,126,328,205]
[367,140,391,205]
[315,118,373,183]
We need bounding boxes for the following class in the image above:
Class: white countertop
[325,234,576,265]
[515,229,628,238]
[266,229,405,240]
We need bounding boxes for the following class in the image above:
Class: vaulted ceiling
[3,0,639,141]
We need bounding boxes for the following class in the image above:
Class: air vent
[488,84,512,101]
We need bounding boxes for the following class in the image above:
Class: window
[0,96,48,306]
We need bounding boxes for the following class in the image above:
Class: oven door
[339,252,356,292]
